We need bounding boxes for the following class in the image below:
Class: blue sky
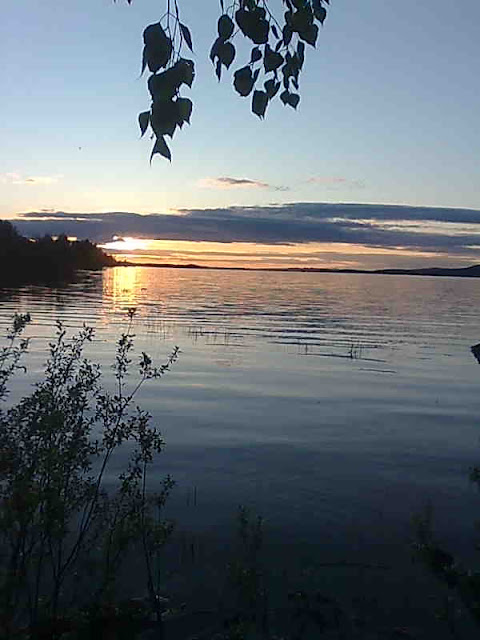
[2,0,480,268]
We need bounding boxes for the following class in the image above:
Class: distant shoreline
[112,260,480,279]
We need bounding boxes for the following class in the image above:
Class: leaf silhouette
[143,23,173,72]
[288,92,300,108]
[233,66,255,97]
[250,47,262,64]
[264,45,283,72]
[297,41,305,68]
[143,22,166,46]
[172,58,195,88]
[282,24,293,45]
[176,97,193,125]
[218,42,236,69]
[210,37,222,63]
[299,23,318,46]
[138,111,150,137]
[280,90,300,109]
[218,14,234,40]
[150,136,171,162]
[280,89,290,105]
[148,70,178,101]
[150,101,179,138]
[264,79,280,99]
[235,8,269,44]
[252,90,268,119]
[180,23,193,51]
[313,0,328,24]
[216,58,222,80]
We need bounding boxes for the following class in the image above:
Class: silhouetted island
[0,220,116,286]
[116,260,480,278]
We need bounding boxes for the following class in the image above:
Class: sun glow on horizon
[97,236,466,271]
[100,236,154,253]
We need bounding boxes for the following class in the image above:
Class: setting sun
[100,236,153,253]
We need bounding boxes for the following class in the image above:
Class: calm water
[1,266,480,562]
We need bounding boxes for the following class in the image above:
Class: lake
[2,266,480,623]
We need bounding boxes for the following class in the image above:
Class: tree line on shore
[0,220,116,285]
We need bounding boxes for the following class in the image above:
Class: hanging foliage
[127,0,330,161]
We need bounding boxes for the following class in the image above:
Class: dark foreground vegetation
[0,220,115,286]
[1,314,480,639]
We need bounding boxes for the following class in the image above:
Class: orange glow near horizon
[101,236,153,253]
[97,236,470,271]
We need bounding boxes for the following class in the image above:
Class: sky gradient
[2,0,480,268]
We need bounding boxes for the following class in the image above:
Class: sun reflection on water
[102,266,142,311]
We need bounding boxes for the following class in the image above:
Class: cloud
[307,176,365,190]
[11,202,480,258]
[1,172,62,185]
[307,177,348,184]
[198,176,289,191]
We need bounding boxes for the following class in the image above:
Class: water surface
[1,267,480,560]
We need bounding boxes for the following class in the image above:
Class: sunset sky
[2,0,480,269]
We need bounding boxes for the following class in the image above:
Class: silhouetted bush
[0,312,178,638]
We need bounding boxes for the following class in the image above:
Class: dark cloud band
[13,202,480,255]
